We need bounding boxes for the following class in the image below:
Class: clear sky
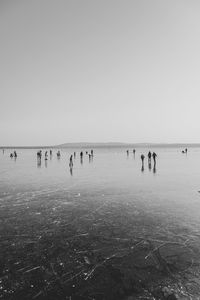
[1,0,200,146]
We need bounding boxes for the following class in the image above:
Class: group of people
[37,149,54,160]
[126,149,157,172]
[35,149,94,173]
[10,151,17,158]
[127,149,136,156]
[141,151,157,165]
[140,151,157,173]
[69,150,94,169]
[182,148,188,154]
[6,147,192,176]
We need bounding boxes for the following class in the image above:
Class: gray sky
[1,0,200,146]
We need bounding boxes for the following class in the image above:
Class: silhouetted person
[141,154,145,167]
[69,155,73,167]
[80,151,83,164]
[57,151,61,158]
[133,149,136,157]
[14,151,17,158]
[89,154,92,162]
[148,151,151,163]
[91,150,94,156]
[74,152,76,158]
[185,148,188,154]
[10,153,13,158]
[3,149,4,154]
[50,150,52,155]
[152,152,157,165]
[45,151,48,160]
[141,165,144,172]
[37,150,42,158]
[153,164,156,174]
[148,161,152,171]
[127,150,129,156]
[182,150,185,153]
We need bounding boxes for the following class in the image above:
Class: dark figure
[91,150,94,156]
[45,151,48,160]
[152,152,157,165]
[148,161,152,171]
[182,150,185,154]
[126,150,129,156]
[89,154,92,162]
[69,155,73,167]
[86,151,88,154]
[148,151,151,163]
[50,150,52,156]
[57,151,61,158]
[14,151,17,158]
[141,154,145,166]
[133,149,136,159]
[185,148,188,154]
[3,149,4,154]
[153,164,156,174]
[10,153,13,158]
[74,152,76,158]
[80,152,83,164]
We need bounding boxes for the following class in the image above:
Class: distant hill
[56,142,200,149]
[1,142,200,149]
[57,142,128,148]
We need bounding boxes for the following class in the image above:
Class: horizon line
[1,142,200,148]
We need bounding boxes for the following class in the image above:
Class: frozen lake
[1,146,200,299]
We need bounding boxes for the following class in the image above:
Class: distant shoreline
[1,143,200,149]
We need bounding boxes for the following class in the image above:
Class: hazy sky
[1,0,200,146]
